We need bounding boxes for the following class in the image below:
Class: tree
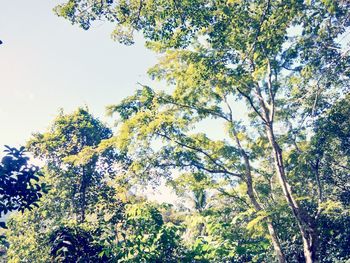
[296,95,350,262]
[0,146,46,260]
[27,108,114,223]
[0,145,45,219]
[54,0,350,261]
[5,109,189,262]
[5,108,117,262]
[110,202,189,262]
[107,86,289,261]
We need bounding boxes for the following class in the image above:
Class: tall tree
[5,109,190,262]
[27,108,114,223]
[55,0,350,261]
[5,109,118,262]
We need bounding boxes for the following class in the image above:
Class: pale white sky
[0,0,158,150]
[0,1,184,213]
[0,0,233,211]
[0,0,234,158]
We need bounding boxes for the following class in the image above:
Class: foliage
[27,108,116,223]
[107,202,190,262]
[0,146,45,261]
[3,0,350,262]
[54,0,350,261]
[4,109,189,263]
[0,146,46,219]
[49,225,107,263]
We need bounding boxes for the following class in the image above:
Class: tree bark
[265,123,317,263]
[232,128,286,263]
[78,166,87,223]
[244,153,286,263]
[250,67,318,262]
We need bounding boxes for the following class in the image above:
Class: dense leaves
[1,0,350,262]
[0,146,45,217]
[49,225,107,263]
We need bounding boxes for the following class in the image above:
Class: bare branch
[155,131,242,178]
[236,86,269,125]
[267,59,275,121]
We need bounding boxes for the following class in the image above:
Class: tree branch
[236,86,269,125]
[155,131,242,178]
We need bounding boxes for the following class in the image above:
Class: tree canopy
[1,1,350,262]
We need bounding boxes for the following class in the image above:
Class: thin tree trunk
[247,178,286,263]
[267,218,286,263]
[251,67,318,262]
[231,127,286,263]
[244,154,286,263]
[79,166,87,223]
[265,123,317,263]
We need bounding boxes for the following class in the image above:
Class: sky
[0,0,237,209]
[0,0,187,207]
[0,0,158,150]
[0,0,240,151]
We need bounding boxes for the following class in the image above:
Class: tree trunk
[246,170,286,263]
[247,180,286,263]
[265,124,317,263]
[232,128,286,263]
[252,79,318,262]
[78,166,87,223]
[267,218,286,263]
